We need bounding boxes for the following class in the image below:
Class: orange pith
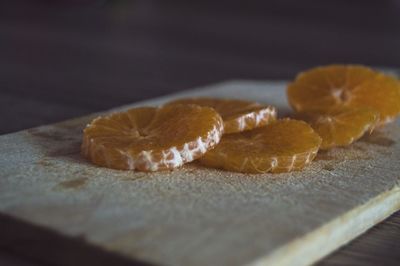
[81,105,224,171]
[199,119,322,173]
[287,65,400,124]
[296,108,378,150]
[166,98,277,133]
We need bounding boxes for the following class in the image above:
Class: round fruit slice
[287,65,400,124]
[350,74,400,124]
[296,108,378,150]
[166,98,277,134]
[199,119,322,173]
[82,105,224,171]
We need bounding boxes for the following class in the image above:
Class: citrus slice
[296,108,378,150]
[166,98,277,134]
[287,65,400,124]
[199,119,321,173]
[81,105,224,171]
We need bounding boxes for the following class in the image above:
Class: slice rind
[166,98,277,133]
[287,65,400,124]
[296,108,378,150]
[82,105,224,171]
[199,119,322,173]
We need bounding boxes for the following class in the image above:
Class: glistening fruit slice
[296,108,378,150]
[349,74,400,124]
[81,105,224,171]
[199,119,321,173]
[287,65,400,124]
[166,98,277,134]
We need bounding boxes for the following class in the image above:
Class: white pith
[230,106,277,132]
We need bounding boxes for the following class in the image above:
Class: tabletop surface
[1,1,400,265]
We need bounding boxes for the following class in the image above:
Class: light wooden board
[0,80,399,266]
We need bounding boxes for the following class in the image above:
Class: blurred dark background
[1,0,400,134]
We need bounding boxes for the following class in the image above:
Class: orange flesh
[80,65,398,173]
[287,65,400,124]
[166,98,277,133]
[296,108,378,150]
[199,119,322,173]
[82,105,224,171]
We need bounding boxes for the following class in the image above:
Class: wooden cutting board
[1,80,399,266]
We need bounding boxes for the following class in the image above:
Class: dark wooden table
[1,0,400,265]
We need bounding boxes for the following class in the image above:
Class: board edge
[248,185,400,266]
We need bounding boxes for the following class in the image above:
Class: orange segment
[166,98,277,133]
[350,74,400,124]
[199,119,321,173]
[82,105,224,171]
[297,108,378,150]
[287,65,400,123]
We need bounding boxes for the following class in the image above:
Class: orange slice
[81,105,224,171]
[296,108,378,150]
[199,119,321,173]
[287,65,400,124]
[166,98,277,133]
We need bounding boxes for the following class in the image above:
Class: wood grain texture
[0,81,399,266]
